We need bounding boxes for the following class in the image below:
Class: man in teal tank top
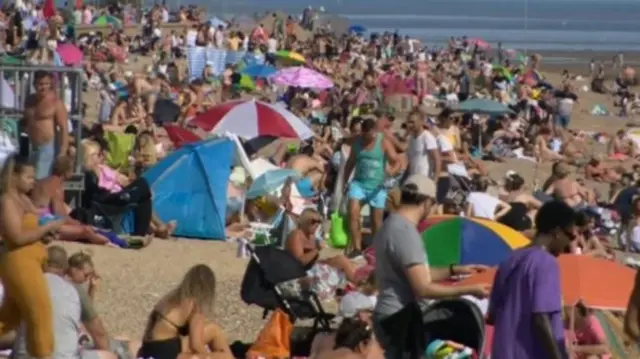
[344,118,402,257]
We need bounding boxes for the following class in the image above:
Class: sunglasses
[310,219,322,225]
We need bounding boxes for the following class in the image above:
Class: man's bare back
[287,154,323,175]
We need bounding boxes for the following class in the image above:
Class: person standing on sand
[488,200,575,359]
[24,70,70,180]
[344,118,401,257]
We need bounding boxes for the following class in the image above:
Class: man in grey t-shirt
[372,174,490,358]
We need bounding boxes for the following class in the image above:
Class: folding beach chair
[239,245,334,332]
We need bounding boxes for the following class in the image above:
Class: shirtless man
[609,129,637,160]
[533,127,564,163]
[107,97,147,132]
[286,146,326,198]
[585,156,622,183]
[24,71,69,180]
[544,161,589,209]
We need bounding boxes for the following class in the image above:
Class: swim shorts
[295,177,317,198]
[347,181,387,209]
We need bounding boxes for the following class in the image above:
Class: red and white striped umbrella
[191,99,314,140]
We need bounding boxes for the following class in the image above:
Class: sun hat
[402,174,436,198]
[339,292,375,318]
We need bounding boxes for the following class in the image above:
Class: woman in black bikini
[137,264,233,359]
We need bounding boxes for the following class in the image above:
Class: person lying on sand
[137,264,234,359]
[584,156,622,183]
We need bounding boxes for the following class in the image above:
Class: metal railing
[0,64,85,197]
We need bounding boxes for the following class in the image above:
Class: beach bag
[329,212,348,248]
[246,309,293,359]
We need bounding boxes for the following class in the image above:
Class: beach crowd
[2,1,640,359]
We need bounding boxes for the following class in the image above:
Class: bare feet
[157,220,177,239]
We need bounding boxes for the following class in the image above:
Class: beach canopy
[459,255,635,310]
[453,98,514,116]
[92,14,121,26]
[143,138,235,240]
[246,168,302,199]
[418,216,530,267]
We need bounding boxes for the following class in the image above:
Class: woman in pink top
[570,302,611,359]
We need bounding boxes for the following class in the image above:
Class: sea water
[151,0,640,53]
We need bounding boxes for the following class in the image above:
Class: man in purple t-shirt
[488,200,577,359]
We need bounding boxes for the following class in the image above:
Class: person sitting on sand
[285,209,360,296]
[609,129,638,161]
[81,140,175,238]
[45,247,142,358]
[106,97,147,132]
[584,156,622,183]
[544,161,590,209]
[30,156,138,248]
[573,211,613,260]
[137,264,234,359]
[314,318,374,359]
[311,292,383,359]
[533,127,564,162]
[12,246,120,359]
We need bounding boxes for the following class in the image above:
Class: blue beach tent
[143,138,235,240]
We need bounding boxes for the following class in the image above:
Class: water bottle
[236,238,249,259]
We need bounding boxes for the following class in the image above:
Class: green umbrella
[91,15,122,27]
[238,75,256,91]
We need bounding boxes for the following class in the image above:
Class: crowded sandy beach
[2,1,640,359]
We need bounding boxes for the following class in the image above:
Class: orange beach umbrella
[459,254,635,311]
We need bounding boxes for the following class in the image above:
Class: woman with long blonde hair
[138,264,233,359]
[0,155,64,358]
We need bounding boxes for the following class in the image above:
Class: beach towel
[591,104,610,116]
[186,47,265,80]
[104,132,135,170]
[246,309,293,359]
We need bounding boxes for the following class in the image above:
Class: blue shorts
[347,181,387,209]
[30,141,56,180]
[295,177,317,198]
[555,114,571,128]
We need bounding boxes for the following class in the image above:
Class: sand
[70,50,639,343]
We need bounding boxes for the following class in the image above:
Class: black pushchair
[381,298,486,358]
[239,245,334,330]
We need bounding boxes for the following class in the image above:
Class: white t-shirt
[466,191,500,219]
[267,38,278,53]
[407,130,438,177]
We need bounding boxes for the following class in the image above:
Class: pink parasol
[272,66,334,89]
[56,43,83,66]
[469,38,490,49]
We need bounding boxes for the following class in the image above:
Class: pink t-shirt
[573,315,611,359]
[98,165,122,193]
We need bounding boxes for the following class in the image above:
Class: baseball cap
[402,174,436,198]
[339,292,375,318]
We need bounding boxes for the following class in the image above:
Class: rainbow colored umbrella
[275,50,306,65]
[419,216,530,267]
